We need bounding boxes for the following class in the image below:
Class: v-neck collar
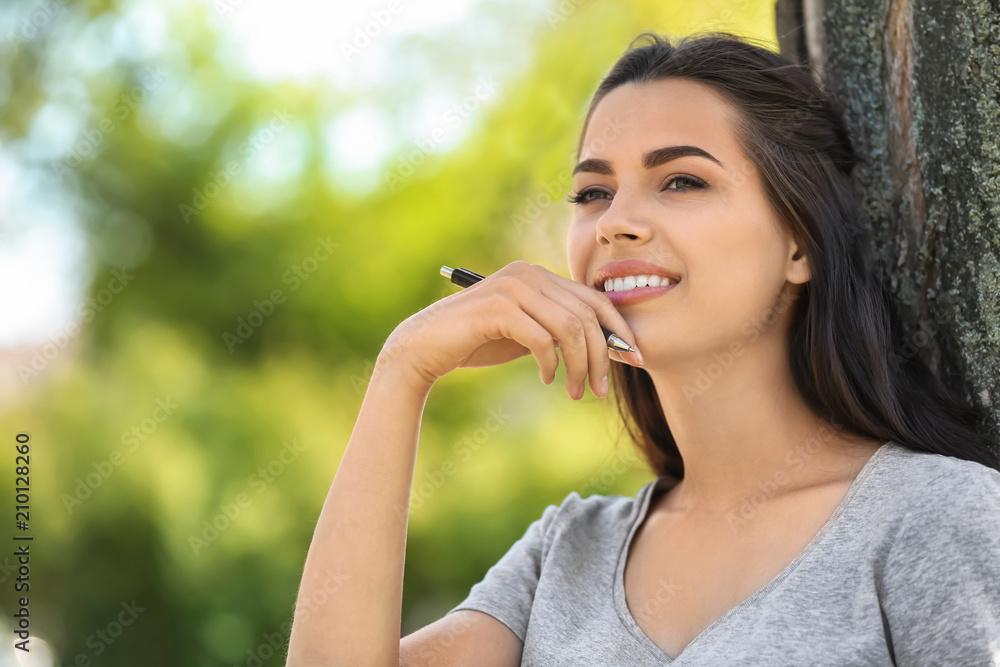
[612,440,897,663]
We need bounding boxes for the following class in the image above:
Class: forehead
[580,78,739,162]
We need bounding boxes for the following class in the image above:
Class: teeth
[601,274,675,292]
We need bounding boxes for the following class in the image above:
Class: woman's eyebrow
[572,145,725,176]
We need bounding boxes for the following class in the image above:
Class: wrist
[371,353,436,396]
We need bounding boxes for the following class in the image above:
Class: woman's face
[566,77,810,370]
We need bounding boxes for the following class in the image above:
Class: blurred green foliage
[0,0,776,663]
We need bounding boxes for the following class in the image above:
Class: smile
[601,280,680,306]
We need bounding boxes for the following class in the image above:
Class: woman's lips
[602,281,679,306]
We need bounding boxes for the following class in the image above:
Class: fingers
[489,275,609,400]
[537,283,616,399]
[480,261,642,400]
[481,289,560,385]
[549,273,641,360]
[538,271,643,389]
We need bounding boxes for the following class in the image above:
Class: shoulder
[878,442,1000,516]
[538,479,657,544]
[873,445,1000,662]
[874,442,1000,560]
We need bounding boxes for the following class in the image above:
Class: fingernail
[634,348,645,365]
[600,375,608,397]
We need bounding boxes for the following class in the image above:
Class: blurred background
[0,0,777,664]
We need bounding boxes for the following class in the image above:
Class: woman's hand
[378,260,642,399]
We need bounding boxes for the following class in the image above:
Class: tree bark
[776,0,1000,431]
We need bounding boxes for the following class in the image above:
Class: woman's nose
[594,191,651,245]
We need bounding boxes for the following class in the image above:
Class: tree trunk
[775,0,1000,431]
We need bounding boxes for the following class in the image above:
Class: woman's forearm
[286,357,434,666]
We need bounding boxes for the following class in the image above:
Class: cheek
[566,227,589,283]
[684,222,785,317]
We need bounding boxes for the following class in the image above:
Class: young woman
[286,32,1000,666]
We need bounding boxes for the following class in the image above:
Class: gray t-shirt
[447,440,1000,665]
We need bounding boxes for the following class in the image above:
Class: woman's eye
[567,176,707,206]
[664,175,708,190]
[566,188,611,205]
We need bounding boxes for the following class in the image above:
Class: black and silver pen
[440,266,638,353]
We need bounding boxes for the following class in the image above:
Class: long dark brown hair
[577,31,1000,477]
